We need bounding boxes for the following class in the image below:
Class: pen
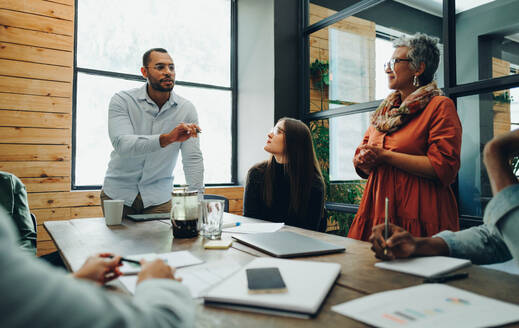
[222,222,241,229]
[108,255,141,266]
[423,272,469,284]
[384,197,388,255]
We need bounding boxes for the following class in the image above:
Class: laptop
[232,231,345,258]
[126,213,170,222]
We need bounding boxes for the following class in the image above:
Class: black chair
[204,194,229,212]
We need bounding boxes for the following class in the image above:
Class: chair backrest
[30,213,37,246]
[204,194,229,212]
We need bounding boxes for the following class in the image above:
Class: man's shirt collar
[138,83,178,107]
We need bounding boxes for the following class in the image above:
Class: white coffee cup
[104,200,124,226]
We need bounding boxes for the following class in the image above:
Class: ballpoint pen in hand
[108,255,141,266]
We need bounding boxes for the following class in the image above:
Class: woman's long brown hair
[263,117,324,218]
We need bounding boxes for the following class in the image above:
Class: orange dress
[347,96,462,241]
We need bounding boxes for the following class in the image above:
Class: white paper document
[332,284,519,328]
[119,259,241,298]
[374,256,471,278]
[222,223,284,234]
[482,259,519,275]
[119,250,203,275]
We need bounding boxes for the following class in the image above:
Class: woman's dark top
[243,160,325,232]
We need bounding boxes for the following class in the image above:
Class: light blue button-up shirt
[103,84,204,208]
[435,184,519,265]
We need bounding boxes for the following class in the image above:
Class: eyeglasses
[384,58,412,72]
[146,64,175,72]
[271,126,285,136]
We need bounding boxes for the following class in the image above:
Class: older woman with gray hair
[348,33,462,241]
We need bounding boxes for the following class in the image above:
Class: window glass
[77,0,231,86]
[310,116,367,210]
[75,0,233,187]
[329,112,370,181]
[308,2,443,114]
[455,1,519,84]
[309,1,362,24]
[75,74,142,186]
[457,86,519,217]
[75,74,232,186]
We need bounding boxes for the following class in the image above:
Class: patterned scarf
[371,81,443,133]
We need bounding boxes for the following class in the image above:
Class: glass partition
[457,86,519,217]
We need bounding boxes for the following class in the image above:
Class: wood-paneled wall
[0,0,244,256]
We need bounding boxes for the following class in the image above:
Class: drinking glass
[201,199,225,239]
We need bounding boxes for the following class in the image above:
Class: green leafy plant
[493,91,514,104]
[310,59,329,110]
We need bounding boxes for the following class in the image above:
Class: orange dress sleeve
[426,97,462,186]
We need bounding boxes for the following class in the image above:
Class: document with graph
[332,284,519,328]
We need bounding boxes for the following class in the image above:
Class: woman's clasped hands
[353,144,388,175]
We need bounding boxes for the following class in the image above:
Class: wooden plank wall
[0,0,244,256]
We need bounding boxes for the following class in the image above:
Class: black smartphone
[246,267,287,294]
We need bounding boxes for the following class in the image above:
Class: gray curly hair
[393,33,440,86]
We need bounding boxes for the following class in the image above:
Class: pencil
[384,197,388,255]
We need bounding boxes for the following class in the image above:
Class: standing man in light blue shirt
[101,48,204,217]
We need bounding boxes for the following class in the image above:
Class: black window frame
[300,0,519,227]
[71,0,238,190]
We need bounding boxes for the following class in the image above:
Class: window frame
[71,0,238,190]
[301,0,519,226]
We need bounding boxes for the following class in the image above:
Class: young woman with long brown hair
[243,118,325,231]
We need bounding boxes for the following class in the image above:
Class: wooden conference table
[44,213,519,328]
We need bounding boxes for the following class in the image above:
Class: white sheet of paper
[119,253,158,275]
[119,259,241,298]
[374,256,471,278]
[332,284,519,328]
[222,223,284,234]
[119,251,203,275]
[482,259,519,275]
[176,259,242,298]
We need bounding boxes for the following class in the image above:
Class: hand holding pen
[369,223,418,260]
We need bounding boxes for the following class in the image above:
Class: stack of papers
[223,223,284,234]
[332,284,519,328]
[374,256,471,278]
[203,257,341,318]
[119,250,203,275]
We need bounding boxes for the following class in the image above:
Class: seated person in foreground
[369,129,519,265]
[0,171,36,254]
[243,117,325,232]
[0,207,194,327]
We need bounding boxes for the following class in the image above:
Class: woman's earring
[413,75,419,87]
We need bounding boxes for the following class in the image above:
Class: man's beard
[149,78,174,92]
